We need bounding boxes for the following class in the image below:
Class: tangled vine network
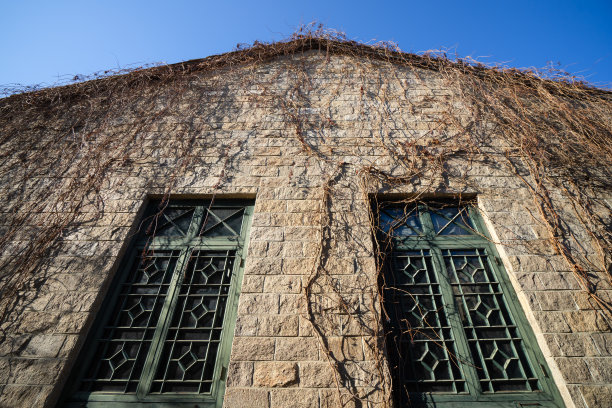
[0,24,611,407]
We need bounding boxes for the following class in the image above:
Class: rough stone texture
[253,362,299,387]
[0,384,53,408]
[230,337,276,361]
[275,337,319,361]
[269,389,319,408]
[579,386,612,408]
[299,362,336,388]
[226,361,254,388]
[224,388,269,408]
[0,48,609,408]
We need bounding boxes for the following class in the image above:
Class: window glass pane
[376,201,557,406]
[151,250,235,394]
[200,207,244,237]
[379,207,422,236]
[443,248,539,393]
[430,207,475,235]
[79,251,179,394]
[153,207,196,237]
[69,200,252,405]
[384,250,466,397]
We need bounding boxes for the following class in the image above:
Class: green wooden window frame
[377,199,564,408]
[62,199,254,408]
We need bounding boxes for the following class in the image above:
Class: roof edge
[2,36,611,105]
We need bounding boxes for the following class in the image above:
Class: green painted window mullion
[421,207,483,396]
[210,206,253,406]
[203,208,242,237]
[429,245,483,397]
[481,246,552,395]
[444,248,493,395]
[418,203,434,240]
[471,201,554,393]
[423,248,463,392]
[80,253,142,395]
[187,206,206,241]
[136,248,192,398]
[195,250,231,394]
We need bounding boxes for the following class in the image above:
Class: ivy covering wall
[0,28,611,407]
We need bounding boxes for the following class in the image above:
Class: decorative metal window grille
[64,200,253,408]
[377,200,563,407]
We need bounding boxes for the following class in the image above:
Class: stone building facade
[0,38,610,408]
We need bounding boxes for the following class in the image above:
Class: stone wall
[0,50,610,408]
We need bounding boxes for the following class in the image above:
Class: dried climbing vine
[0,23,610,407]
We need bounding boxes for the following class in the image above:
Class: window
[377,199,563,407]
[63,199,253,407]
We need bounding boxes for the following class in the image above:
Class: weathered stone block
[514,272,541,291]
[328,336,364,361]
[250,226,284,242]
[264,276,302,294]
[303,242,320,257]
[299,316,315,337]
[533,311,571,333]
[579,385,612,408]
[536,291,578,311]
[299,362,335,387]
[584,358,612,383]
[233,315,258,337]
[223,388,269,408]
[565,310,610,332]
[282,241,304,257]
[287,200,320,213]
[269,389,319,408]
[54,312,89,334]
[253,362,298,387]
[0,384,50,408]
[21,335,66,358]
[279,294,307,314]
[244,257,283,275]
[241,275,265,293]
[258,315,300,337]
[255,200,287,213]
[283,258,315,275]
[275,337,319,361]
[555,358,592,383]
[238,294,279,315]
[231,337,275,361]
[284,226,319,241]
[226,361,254,387]
[44,292,98,313]
[538,272,580,290]
[591,332,612,355]
[264,242,284,258]
[554,333,600,357]
[7,358,62,385]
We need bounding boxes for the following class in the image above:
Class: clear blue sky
[1,1,611,91]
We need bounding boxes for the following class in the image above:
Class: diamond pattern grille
[385,250,466,395]
[444,249,539,392]
[378,202,559,407]
[151,251,234,394]
[80,251,178,393]
[200,207,245,237]
[154,207,196,237]
[72,200,252,404]
[430,206,475,235]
